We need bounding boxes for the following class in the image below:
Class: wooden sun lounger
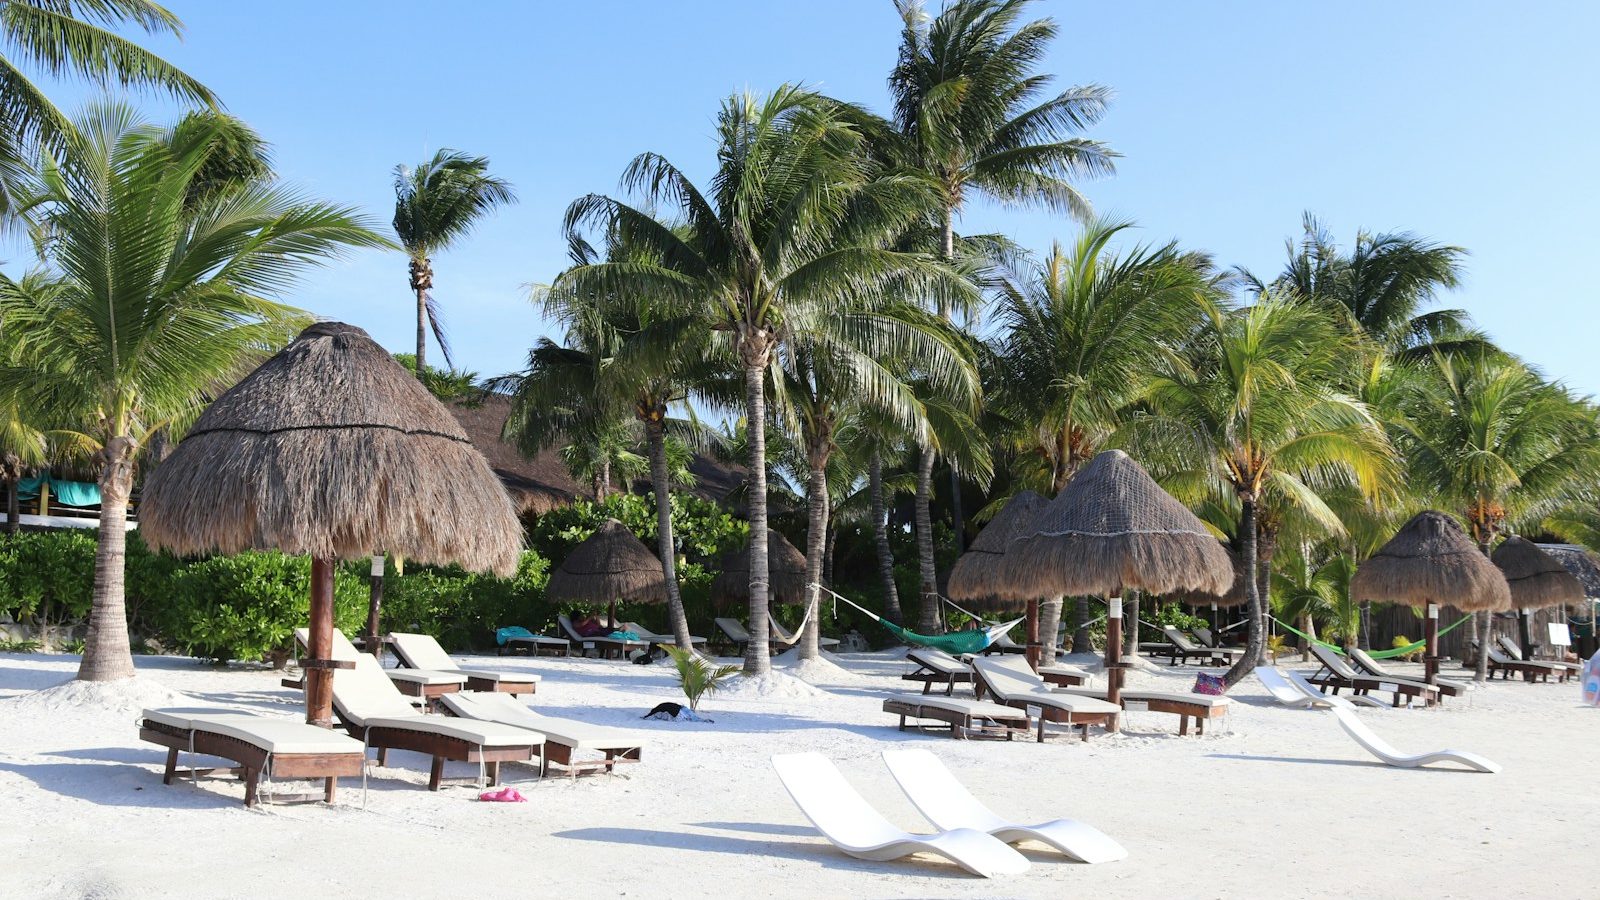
[390,632,541,696]
[902,648,976,695]
[882,694,1031,740]
[713,617,751,656]
[1348,647,1470,700]
[440,691,647,778]
[1308,645,1440,707]
[292,628,467,706]
[1495,636,1580,676]
[558,614,649,659]
[499,633,571,657]
[1059,686,1231,736]
[139,708,367,807]
[1485,647,1564,683]
[619,621,709,651]
[1153,627,1239,667]
[1038,664,1091,688]
[972,656,1120,742]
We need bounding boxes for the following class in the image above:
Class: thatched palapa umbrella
[946,490,1047,666]
[1167,542,1246,633]
[545,519,666,627]
[1004,450,1233,707]
[1493,535,1583,657]
[1351,510,1510,685]
[711,529,807,607]
[141,322,521,727]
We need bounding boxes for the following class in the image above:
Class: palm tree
[990,222,1213,652]
[1394,351,1600,680]
[889,0,1115,589]
[392,150,515,374]
[772,302,979,659]
[496,334,632,502]
[0,0,214,156]
[0,103,387,682]
[557,86,969,676]
[1140,293,1395,686]
[1263,213,1478,358]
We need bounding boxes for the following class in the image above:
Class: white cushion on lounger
[906,648,971,676]
[388,631,543,686]
[141,708,253,731]
[1061,688,1231,710]
[884,694,1023,720]
[383,669,469,686]
[441,692,646,752]
[141,708,365,755]
[973,656,1121,716]
[332,654,428,727]
[453,669,540,685]
[360,714,544,748]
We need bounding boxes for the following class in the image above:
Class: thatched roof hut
[141,322,521,575]
[1493,535,1584,611]
[711,529,807,605]
[1002,450,1234,599]
[544,519,666,604]
[946,490,1046,608]
[1167,542,1247,609]
[1537,544,1600,599]
[1350,511,1509,612]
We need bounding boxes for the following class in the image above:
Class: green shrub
[664,646,740,711]
[529,493,747,564]
[156,551,367,664]
[0,530,98,627]
[382,550,550,650]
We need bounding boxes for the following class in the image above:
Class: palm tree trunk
[4,471,19,536]
[1301,612,1317,661]
[645,416,692,651]
[1037,596,1063,658]
[822,520,836,587]
[1072,598,1093,653]
[413,283,428,375]
[1124,592,1141,658]
[937,207,965,556]
[1474,536,1494,682]
[914,445,940,634]
[77,436,137,682]
[740,352,772,676]
[1223,496,1263,687]
[799,442,830,661]
[869,451,902,624]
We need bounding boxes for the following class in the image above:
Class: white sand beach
[1,649,1595,900]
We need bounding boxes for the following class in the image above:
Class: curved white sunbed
[1256,666,1326,707]
[770,752,1029,878]
[881,749,1126,864]
[1328,706,1501,773]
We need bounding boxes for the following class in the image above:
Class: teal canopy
[9,473,101,508]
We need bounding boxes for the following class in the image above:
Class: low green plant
[0,639,43,653]
[1265,633,1290,660]
[663,646,740,712]
[1391,634,1422,662]
[61,638,86,655]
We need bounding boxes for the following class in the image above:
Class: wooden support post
[1424,603,1439,686]
[306,557,336,729]
[1025,598,1041,671]
[365,553,385,658]
[1106,596,1124,712]
[1519,609,1536,661]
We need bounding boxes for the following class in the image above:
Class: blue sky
[20,1,1600,395]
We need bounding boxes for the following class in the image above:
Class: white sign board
[1122,700,1149,712]
[1549,623,1573,647]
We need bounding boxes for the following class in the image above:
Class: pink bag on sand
[479,787,527,802]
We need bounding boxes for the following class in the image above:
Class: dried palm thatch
[711,529,807,606]
[1492,535,1583,611]
[1351,511,1510,612]
[1165,542,1247,608]
[946,490,1046,610]
[545,519,666,604]
[141,322,521,575]
[1001,450,1234,599]
[1537,543,1600,600]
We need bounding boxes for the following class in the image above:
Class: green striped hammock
[1270,614,1471,659]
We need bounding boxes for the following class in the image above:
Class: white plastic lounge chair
[1309,645,1440,706]
[1281,669,1386,709]
[881,749,1127,864]
[972,656,1120,741]
[619,621,708,650]
[903,648,976,695]
[558,614,649,659]
[139,708,367,806]
[389,632,541,696]
[1348,647,1472,700]
[1328,705,1500,773]
[882,693,1031,739]
[440,691,646,777]
[294,627,468,703]
[1256,666,1337,708]
[329,651,543,789]
[770,752,1029,878]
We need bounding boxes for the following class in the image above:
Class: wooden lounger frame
[462,675,536,695]
[499,637,571,657]
[883,697,1030,740]
[140,719,365,807]
[1308,668,1433,707]
[1121,696,1226,736]
[900,661,974,696]
[344,721,540,791]
[1487,657,1562,683]
[1039,669,1089,688]
[542,742,643,778]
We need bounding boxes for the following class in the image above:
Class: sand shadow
[690,820,815,837]
[554,826,977,879]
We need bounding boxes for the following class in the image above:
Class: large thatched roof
[1167,542,1248,609]
[544,519,665,604]
[1537,544,1600,599]
[946,490,1046,607]
[711,528,807,605]
[1001,450,1233,599]
[1350,510,1509,612]
[1493,535,1584,610]
[141,322,521,575]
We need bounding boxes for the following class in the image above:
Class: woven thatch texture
[711,529,807,605]
[1001,450,1233,599]
[1166,542,1247,608]
[1351,510,1510,612]
[1537,544,1600,600]
[946,490,1046,608]
[141,322,521,575]
[1492,535,1584,610]
[544,519,666,604]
